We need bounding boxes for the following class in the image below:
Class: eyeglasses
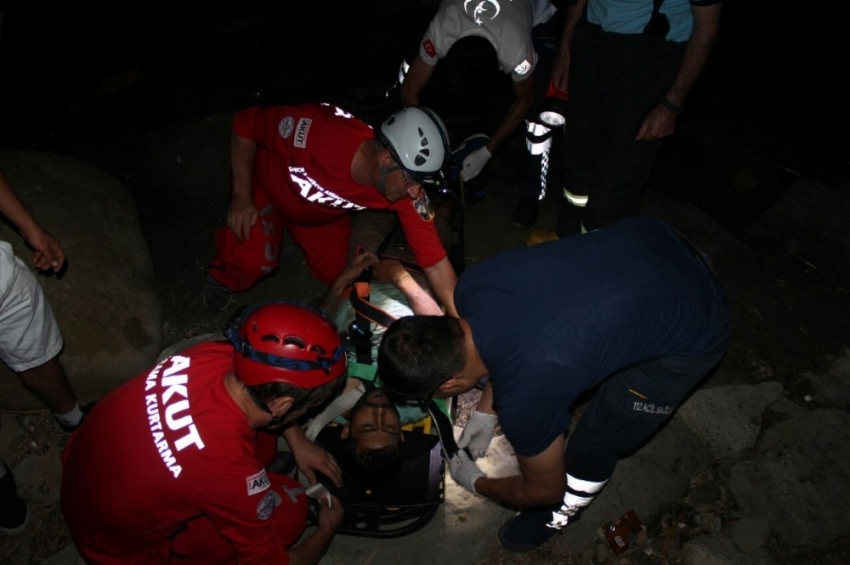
[388,164,446,190]
[398,166,419,188]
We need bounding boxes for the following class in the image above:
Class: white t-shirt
[419,0,557,81]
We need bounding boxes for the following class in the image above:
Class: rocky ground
[1,1,848,564]
[2,147,849,565]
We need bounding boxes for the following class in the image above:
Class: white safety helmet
[377,106,450,185]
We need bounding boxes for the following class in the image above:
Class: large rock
[730,409,850,548]
[683,534,779,565]
[0,150,162,409]
[641,192,780,388]
[643,189,850,394]
[677,382,784,458]
[806,348,850,408]
[562,418,714,551]
[744,178,850,281]
[156,332,223,363]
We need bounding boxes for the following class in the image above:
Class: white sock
[55,403,83,427]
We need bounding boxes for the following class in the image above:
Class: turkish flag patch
[423,39,436,58]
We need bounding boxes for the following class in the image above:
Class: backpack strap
[350,281,398,329]
[643,0,670,36]
[427,400,468,460]
[348,219,416,364]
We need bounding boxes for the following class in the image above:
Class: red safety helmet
[225,302,347,388]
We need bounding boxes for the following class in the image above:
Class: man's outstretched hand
[343,252,379,281]
[288,431,343,489]
[316,493,344,533]
[636,105,677,141]
[227,194,259,241]
[372,258,410,286]
[23,226,65,272]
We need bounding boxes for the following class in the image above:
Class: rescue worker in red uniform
[204,103,459,316]
[61,303,348,565]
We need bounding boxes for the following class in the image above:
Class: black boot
[497,503,582,552]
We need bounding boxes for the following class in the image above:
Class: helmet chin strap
[247,386,294,429]
[264,414,288,429]
[247,387,273,415]
[378,165,399,196]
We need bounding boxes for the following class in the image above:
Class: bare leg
[17,356,77,414]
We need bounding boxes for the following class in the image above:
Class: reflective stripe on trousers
[546,474,608,530]
[563,187,588,207]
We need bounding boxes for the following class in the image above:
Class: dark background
[1,3,849,563]
[1,0,846,202]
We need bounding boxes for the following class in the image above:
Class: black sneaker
[0,464,29,536]
[497,504,575,552]
[56,401,98,434]
[511,199,539,229]
[202,274,233,312]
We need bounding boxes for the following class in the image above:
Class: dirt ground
[4,142,848,564]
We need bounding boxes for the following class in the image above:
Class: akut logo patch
[246,469,270,496]
[294,118,312,148]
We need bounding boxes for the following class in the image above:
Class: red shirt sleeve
[231,106,302,161]
[392,198,447,268]
[200,458,289,565]
[232,106,259,140]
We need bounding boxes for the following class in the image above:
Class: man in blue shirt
[529,0,722,242]
[378,217,730,551]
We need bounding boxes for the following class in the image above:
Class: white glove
[457,411,497,459]
[461,146,492,182]
[449,450,486,494]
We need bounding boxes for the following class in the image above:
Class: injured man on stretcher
[305,250,446,480]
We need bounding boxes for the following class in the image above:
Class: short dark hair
[248,374,345,413]
[346,443,403,481]
[378,316,466,401]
